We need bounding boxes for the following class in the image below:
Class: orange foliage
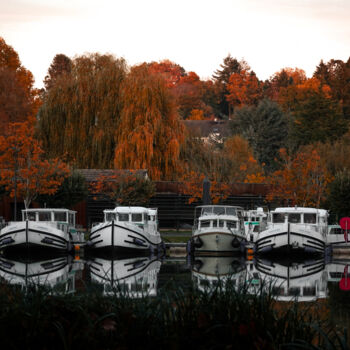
[223,136,264,182]
[188,109,205,120]
[226,70,262,108]
[0,121,69,208]
[114,64,184,180]
[148,59,185,87]
[276,76,332,111]
[0,37,41,133]
[179,171,230,204]
[266,148,333,207]
[90,170,155,206]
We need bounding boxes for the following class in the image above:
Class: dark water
[1,251,350,328]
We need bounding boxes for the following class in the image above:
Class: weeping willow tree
[114,64,184,180]
[38,53,127,168]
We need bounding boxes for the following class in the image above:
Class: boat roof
[196,205,244,209]
[104,206,157,215]
[22,208,76,214]
[272,207,327,215]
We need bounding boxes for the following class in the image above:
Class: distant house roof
[182,120,231,139]
[76,169,148,182]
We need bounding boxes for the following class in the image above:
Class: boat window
[272,286,285,296]
[226,207,237,216]
[288,213,301,223]
[69,213,75,225]
[148,215,155,221]
[54,212,67,222]
[303,287,316,296]
[213,207,225,215]
[118,213,129,221]
[329,227,342,235]
[132,213,143,222]
[253,225,260,232]
[105,213,116,222]
[272,213,285,223]
[38,212,51,221]
[304,213,316,224]
[200,220,211,228]
[143,213,148,223]
[202,207,213,215]
[26,212,36,221]
[288,287,301,296]
[212,220,217,228]
[218,220,225,227]
[227,221,237,229]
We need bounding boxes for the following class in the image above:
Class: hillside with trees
[1,36,350,219]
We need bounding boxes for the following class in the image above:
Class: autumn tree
[43,53,72,90]
[266,148,333,207]
[148,59,185,87]
[226,70,262,109]
[0,121,69,218]
[314,58,350,120]
[36,170,88,209]
[38,53,127,168]
[114,64,184,180]
[0,37,40,133]
[231,99,289,172]
[172,72,215,119]
[212,55,250,118]
[91,171,155,206]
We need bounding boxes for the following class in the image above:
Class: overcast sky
[1,0,350,88]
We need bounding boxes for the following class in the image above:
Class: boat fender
[231,237,240,248]
[193,237,203,248]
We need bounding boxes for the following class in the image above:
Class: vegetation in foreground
[0,280,347,350]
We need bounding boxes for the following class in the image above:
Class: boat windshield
[54,212,67,222]
[201,206,237,216]
[272,212,317,224]
[38,212,51,221]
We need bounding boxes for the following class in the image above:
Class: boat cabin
[268,207,328,226]
[194,205,244,231]
[21,208,76,227]
[103,207,158,227]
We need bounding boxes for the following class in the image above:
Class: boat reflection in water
[0,254,83,293]
[191,255,247,292]
[250,256,328,301]
[88,255,162,297]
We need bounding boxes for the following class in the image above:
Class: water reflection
[252,256,327,301]
[0,252,350,302]
[0,254,83,293]
[87,255,162,297]
[191,256,246,292]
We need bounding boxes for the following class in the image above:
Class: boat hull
[88,221,163,254]
[256,223,325,255]
[0,221,70,252]
[191,231,246,255]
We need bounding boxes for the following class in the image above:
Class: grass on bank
[0,278,348,350]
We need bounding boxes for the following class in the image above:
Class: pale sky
[1,0,350,88]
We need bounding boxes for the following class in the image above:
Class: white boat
[190,205,246,255]
[243,207,267,243]
[88,206,163,254]
[88,255,161,297]
[326,224,349,248]
[0,208,81,252]
[255,207,327,255]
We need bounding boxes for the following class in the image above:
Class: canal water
[1,252,350,331]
